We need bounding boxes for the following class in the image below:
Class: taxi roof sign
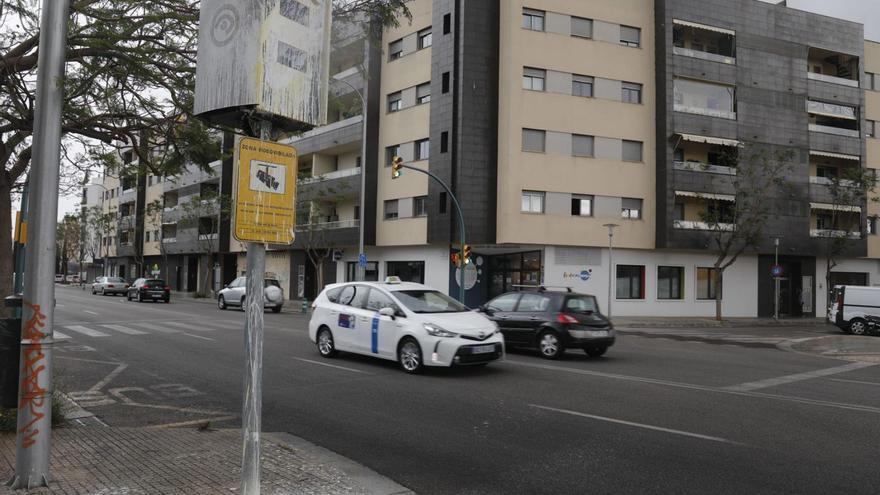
[233,137,298,244]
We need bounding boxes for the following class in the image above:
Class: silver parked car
[217,276,284,313]
[91,276,129,296]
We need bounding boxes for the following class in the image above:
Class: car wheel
[91,288,96,295]
[271,306,282,314]
[164,298,170,304]
[849,318,868,336]
[218,295,227,310]
[241,297,246,311]
[101,288,106,296]
[584,346,608,358]
[538,330,565,360]
[317,327,337,358]
[398,337,424,374]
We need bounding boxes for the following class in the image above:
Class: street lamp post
[773,237,780,320]
[602,223,619,318]
[332,76,368,281]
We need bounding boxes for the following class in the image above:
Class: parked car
[309,277,504,373]
[91,276,129,296]
[217,276,284,312]
[479,287,614,359]
[54,274,64,283]
[828,285,880,335]
[127,278,170,303]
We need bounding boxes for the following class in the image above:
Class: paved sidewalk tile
[1,426,412,495]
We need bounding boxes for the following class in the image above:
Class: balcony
[808,124,860,138]
[810,229,861,239]
[673,219,735,231]
[298,167,361,202]
[807,100,860,138]
[807,72,859,88]
[673,160,736,175]
[293,219,360,249]
[161,238,177,244]
[673,20,736,65]
[300,166,361,184]
[674,78,737,120]
[807,47,859,88]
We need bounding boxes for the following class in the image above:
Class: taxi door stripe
[371,314,380,354]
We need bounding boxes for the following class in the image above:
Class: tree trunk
[714,265,723,321]
[316,257,324,296]
[0,183,14,317]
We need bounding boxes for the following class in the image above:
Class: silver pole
[9,0,70,489]
[241,122,269,495]
[603,224,618,319]
[334,77,368,282]
[774,238,780,320]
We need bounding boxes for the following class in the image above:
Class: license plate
[587,330,608,337]
[472,344,495,354]
[151,294,163,298]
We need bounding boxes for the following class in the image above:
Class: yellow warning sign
[233,137,298,244]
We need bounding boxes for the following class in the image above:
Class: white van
[828,285,880,335]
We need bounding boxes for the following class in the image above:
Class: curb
[615,329,781,348]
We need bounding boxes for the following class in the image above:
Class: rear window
[145,279,166,285]
[565,296,599,313]
[108,277,125,283]
[265,279,281,289]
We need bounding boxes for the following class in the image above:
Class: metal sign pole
[8,0,70,489]
[241,122,269,495]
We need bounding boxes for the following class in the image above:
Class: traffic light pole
[8,0,70,489]
[397,164,467,303]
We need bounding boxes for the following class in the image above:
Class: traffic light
[462,244,472,265]
[450,253,461,268]
[391,156,403,179]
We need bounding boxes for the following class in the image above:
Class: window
[442,72,450,93]
[443,13,451,34]
[154,230,159,241]
[413,196,428,217]
[521,190,545,213]
[417,83,431,104]
[385,145,400,166]
[522,128,546,152]
[439,192,447,214]
[657,266,684,300]
[145,231,151,242]
[869,217,878,236]
[366,288,398,312]
[277,41,308,72]
[388,91,402,112]
[816,212,834,230]
[418,28,432,49]
[572,134,594,157]
[389,39,403,60]
[616,265,645,299]
[674,78,736,118]
[622,140,643,162]
[523,67,545,91]
[571,195,593,216]
[387,261,425,284]
[198,217,218,236]
[522,8,544,31]
[867,120,876,139]
[572,74,594,97]
[697,267,721,300]
[280,0,309,25]
[346,262,378,282]
[441,131,449,153]
[622,82,642,104]
[354,205,360,220]
[415,139,430,160]
[487,293,520,312]
[384,199,399,219]
[516,293,551,312]
[620,25,641,47]
[571,16,593,38]
[867,72,877,91]
[621,198,642,219]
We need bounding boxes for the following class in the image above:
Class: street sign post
[358,253,367,268]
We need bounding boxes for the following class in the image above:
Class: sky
[48,0,880,220]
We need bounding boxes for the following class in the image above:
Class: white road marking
[182,332,215,341]
[54,331,71,340]
[828,378,880,387]
[293,357,371,375]
[148,415,238,429]
[132,322,180,334]
[101,324,148,336]
[723,362,876,392]
[90,363,129,391]
[164,321,215,332]
[83,310,99,315]
[529,404,739,445]
[64,325,110,338]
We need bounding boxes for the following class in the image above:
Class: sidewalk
[1,425,413,495]
[613,316,831,328]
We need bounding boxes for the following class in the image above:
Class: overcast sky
[50,0,880,219]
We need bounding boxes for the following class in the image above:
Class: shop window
[657,266,684,300]
[346,262,378,282]
[697,267,721,300]
[387,261,425,284]
[616,265,645,299]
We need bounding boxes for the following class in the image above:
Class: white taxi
[308,278,504,373]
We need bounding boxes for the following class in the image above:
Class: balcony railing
[300,167,361,184]
[809,176,857,187]
[198,233,219,240]
[295,219,360,231]
[809,124,860,138]
[807,71,859,88]
[673,220,735,231]
[810,229,861,239]
[674,103,736,120]
[673,46,735,65]
[161,237,177,244]
[673,160,736,175]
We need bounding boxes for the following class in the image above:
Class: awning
[678,133,740,147]
[810,202,861,213]
[809,150,860,161]
[675,190,736,202]
[673,19,735,36]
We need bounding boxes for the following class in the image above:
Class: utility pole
[240,122,270,495]
[8,0,70,489]
[773,237,780,320]
[602,224,619,318]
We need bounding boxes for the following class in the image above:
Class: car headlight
[423,323,459,338]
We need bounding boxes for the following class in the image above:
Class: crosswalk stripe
[163,321,216,332]
[64,325,110,338]
[54,331,71,340]
[101,324,148,336]
[131,322,180,334]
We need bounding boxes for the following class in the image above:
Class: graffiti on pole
[18,300,48,448]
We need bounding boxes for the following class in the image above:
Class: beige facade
[143,174,164,257]
[866,40,880,257]
[496,0,656,250]
[100,174,120,260]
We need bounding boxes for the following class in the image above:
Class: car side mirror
[378,307,396,319]
[480,305,493,315]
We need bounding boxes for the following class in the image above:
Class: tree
[55,213,81,279]
[697,144,795,320]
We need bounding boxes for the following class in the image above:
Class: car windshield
[108,277,125,283]
[392,290,469,314]
[565,296,599,313]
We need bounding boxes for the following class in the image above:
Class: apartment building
[84,0,880,317]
